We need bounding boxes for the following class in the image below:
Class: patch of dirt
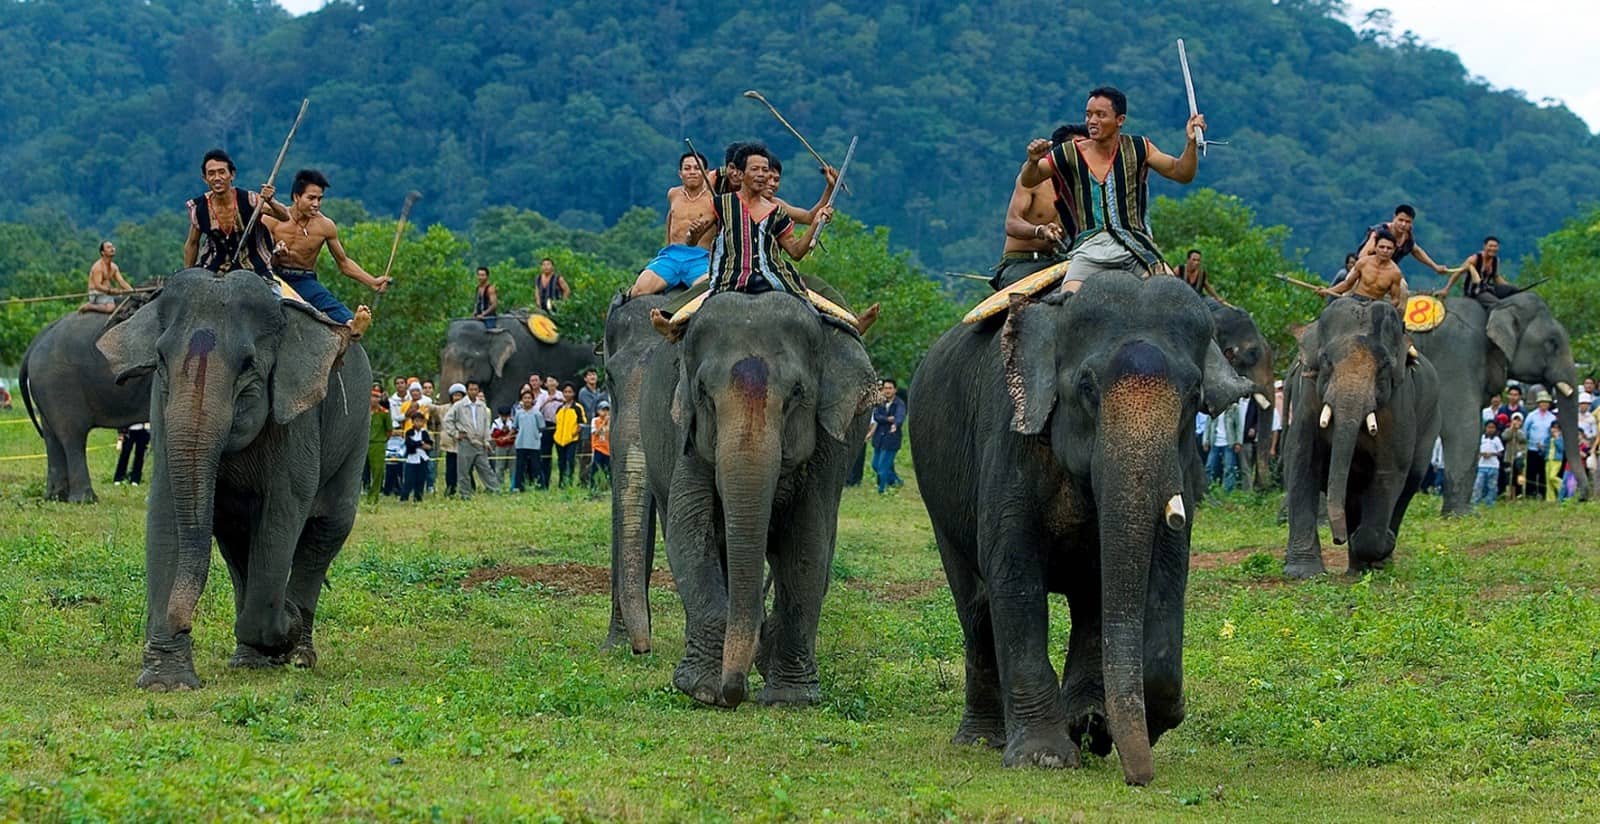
[849,578,947,602]
[1460,537,1527,557]
[461,563,675,595]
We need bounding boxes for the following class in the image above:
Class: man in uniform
[79,241,133,314]
[1357,204,1451,276]
[628,151,717,297]
[184,149,288,275]
[1017,87,1207,293]
[264,169,389,335]
[1320,231,1408,309]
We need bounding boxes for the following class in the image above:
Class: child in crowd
[590,401,612,487]
[553,382,588,487]
[1473,419,1503,507]
[401,409,433,502]
[491,405,517,489]
[384,422,406,497]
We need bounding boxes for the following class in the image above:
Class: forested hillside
[2,0,1597,275]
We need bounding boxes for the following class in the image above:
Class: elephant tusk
[1254,392,1271,409]
[1366,412,1378,436]
[1558,381,1575,397]
[1320,404,1332,429]
[1164,494,1186,529]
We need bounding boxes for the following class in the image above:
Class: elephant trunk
[611,442,655,653]
[1093,341,1182,786]
[713,356,783,708]
[1325,411,1363,546]
[1554,395,1590,501]
[161,377,233,635]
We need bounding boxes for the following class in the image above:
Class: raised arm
[779,208,829,261]
[327,228,388,291]
[1144,114,1207,183]
[1436,256,1480,297]
[1018,139,1054,188]
[1409,243,1449,275]
[256,186,291,221]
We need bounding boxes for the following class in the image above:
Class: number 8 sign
[1404,295,1446,332]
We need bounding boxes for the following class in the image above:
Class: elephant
[96,269,371,690]
[910,273,1251,786]
[439,314,598,413]
[1207,299,1276,484]
[1411,291,1588,514]
[19,293,158,502]
[602,292,671,654]
[628,290,878,708]
[1281,298,1439,578]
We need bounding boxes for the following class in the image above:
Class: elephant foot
[229,643,289,669]
[1068,709,1114,757]
[673,660,725,708]
[139,638,200,691]
[1002,725,1081,769]
[68,489,98,504]
[1284,550,1326,579]
[290,641,317,669]
[757,681,820,707]
[952,714,1006,749]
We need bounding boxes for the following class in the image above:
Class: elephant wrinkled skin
[1282,298,1440,578]
[910,273,1250,786]
[625,291,877,709]
[97,270,371,690]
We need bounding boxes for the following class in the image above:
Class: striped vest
[708,193,806,296]
[1048,135,1165,271]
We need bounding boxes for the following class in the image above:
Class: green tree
[1521,207,1600,371]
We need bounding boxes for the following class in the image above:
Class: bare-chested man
[991,126,1086,290]
[1322,231,1408,308]
[263,169,389,334]
[79,241,133,314]
[627,151,719,297]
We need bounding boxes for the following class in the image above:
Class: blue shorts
[643,244,710,289]
[279,269,353,324]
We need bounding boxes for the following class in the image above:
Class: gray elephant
[602,292,670,654]
[1207,299,1276,484]
[629,291,877,708]
[1411,291,1588,514]
[910,273,1250,786]
[97,269,371,690]
[19,294,157,502]
[1282,298,1440,578]
[439,315,597,413]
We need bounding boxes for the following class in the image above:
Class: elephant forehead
[729,356,769,398]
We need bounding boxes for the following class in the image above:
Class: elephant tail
[18,340,43,439]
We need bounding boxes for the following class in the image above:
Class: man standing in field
[264,169,390,335]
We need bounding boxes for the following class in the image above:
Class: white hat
[1581,391,1593,405]
[1273,379,1284,389]
[449,383,467,396]
[408,382,422,392]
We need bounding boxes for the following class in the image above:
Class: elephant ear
[1001,294,1058,435]
[670,353,696,455]
[816,325,878,443]
[270,302,346,424]
[96,298,163,384]
[1486,305,1521,363]
[486,328,517,378]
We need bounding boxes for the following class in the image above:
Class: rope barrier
[0,445,113,462]
[0,417,38,426]
[1,287,159,305]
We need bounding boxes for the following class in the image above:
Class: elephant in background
[439,315,597,413]
[19,292,158,502]
[97,269,371,690]
[1207,299,1276,484]
[910,273,1251,786]
[630,291,878,708]
[602,292,671,654]
[1411,292,1588,514]
[1282,298,1439,578]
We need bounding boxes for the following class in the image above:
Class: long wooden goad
[233,97,311,269]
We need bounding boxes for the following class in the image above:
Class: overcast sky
[275,0,1599,132]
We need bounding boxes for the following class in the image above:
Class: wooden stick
[234,98,310,269]
[371,191,421,312]
[743,90,852,195]
[1274,272,1326,292]
[2,287,158,305]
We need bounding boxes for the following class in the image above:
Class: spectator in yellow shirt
[552,382,588,488]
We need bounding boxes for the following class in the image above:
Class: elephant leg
[1061,554,1111,756]
[43,429,69,501]
[1283,427,1327,578]
[281,509,356,669]
[1142,528,1189,746]
[63,427,96,503]
[233,494,311,659]
[663,458,726,707]
[1349,474,1401,573]
[214,508,267,668]
[756,488,840,707]
[936,524,1004,748]
[138,474,200,691]
[980,521,1077,769]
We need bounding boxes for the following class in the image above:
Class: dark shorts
[279,269,353,324]
[990,251,1067,291]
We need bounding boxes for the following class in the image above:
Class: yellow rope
[0,445,113,462]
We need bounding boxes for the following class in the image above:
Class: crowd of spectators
[365,368,611,502]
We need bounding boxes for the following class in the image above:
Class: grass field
[2,407,1599,821]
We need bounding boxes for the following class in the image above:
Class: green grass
[2,408,1599,821]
